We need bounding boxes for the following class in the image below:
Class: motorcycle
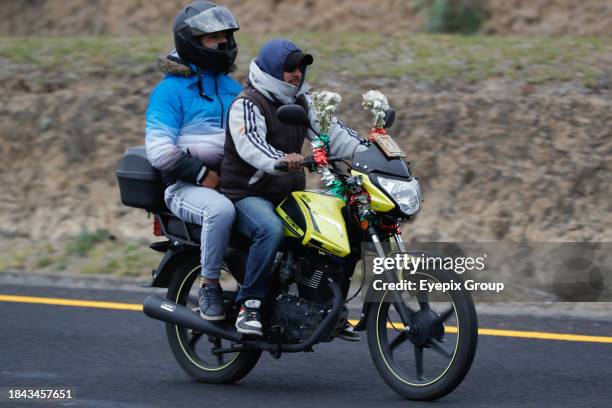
[116,104,478,401]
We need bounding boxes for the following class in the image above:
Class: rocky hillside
[484,0,612,36]
[2,0,611,36]
[1,34,610,249]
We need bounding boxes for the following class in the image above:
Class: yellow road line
[2,294,611,344]
[476,328,612,344]
[353,320,612,343]
[352,320,612,344]
[0,294,143,311]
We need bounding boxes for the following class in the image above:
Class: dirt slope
[1,0,611,36]
[1,62,610,243]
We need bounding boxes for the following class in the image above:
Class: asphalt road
[1,283,612,408]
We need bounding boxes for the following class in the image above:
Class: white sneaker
[235,299,263,336]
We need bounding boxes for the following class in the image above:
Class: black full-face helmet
[173,1,239,73]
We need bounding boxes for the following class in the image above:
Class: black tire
[366,267,478,401]
[165,256,261,384]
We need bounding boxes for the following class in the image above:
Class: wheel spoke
[392,301,415,326]
[189,331,204,348]
[415,346,424,381]
[434,306,454,324]
[388,332,409,356]
[428,340,453,358]
[213,338,224,365]
[416,291,430,310]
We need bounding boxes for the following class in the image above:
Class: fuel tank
[275,191,350,257]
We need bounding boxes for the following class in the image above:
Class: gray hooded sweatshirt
[226,59,366,178]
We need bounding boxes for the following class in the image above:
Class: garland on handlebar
[309,91,347,200]
[309,89,395,229]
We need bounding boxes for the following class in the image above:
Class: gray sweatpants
[164,181,235,280]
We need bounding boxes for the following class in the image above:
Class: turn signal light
[359,219,369,230]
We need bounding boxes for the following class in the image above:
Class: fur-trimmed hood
[156,51,194,77]
[156,51,237,77]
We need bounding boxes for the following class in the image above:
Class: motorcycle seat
[159,211,251,250]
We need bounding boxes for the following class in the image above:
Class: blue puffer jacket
[145,54,242,185]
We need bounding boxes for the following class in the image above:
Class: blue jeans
[164,181,235,280]
[234,197,285,304]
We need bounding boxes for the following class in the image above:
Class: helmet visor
[185,6,239,36]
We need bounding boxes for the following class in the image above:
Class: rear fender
[150,246,199,288]
[149,245,248,288]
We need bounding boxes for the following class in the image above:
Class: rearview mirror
[384,108,396,129]
[276,104,310,128]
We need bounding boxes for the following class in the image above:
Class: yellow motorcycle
[116,106,477,401]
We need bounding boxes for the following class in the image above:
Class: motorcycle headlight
[377,176,422,216]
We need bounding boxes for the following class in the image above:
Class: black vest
[220,84,308,203]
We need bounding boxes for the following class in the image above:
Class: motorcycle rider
[145,1,241,321]
[221,38,366,337]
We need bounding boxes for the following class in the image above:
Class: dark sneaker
[338,322,360,342]
[198,283,225,321]
[235,299,263,336]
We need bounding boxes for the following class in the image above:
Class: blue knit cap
[255,39,303,80]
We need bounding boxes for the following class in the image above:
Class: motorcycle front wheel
[367,267,478,401]
[165,256,261,384]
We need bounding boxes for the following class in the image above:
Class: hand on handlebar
[279,153,305,172]
[274,154,334,172]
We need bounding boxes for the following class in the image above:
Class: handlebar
[274,156,345,171]
[274,161,290,171]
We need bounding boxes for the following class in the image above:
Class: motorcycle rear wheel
[165,256,261,384]
[366,267,478,401]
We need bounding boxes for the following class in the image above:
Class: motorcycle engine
[268,252,348,344]
[269,293,328,344]
[292,253,344,304]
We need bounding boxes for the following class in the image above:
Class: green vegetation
[0,33,609,85]
[65,229,112,256]
[0,36,167,69]
[0,230,161,278]
[414,0,488,34]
